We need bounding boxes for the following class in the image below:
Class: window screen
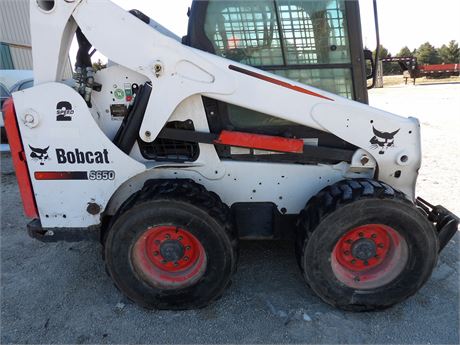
[204,0,355,128]
[204,0,353,100]
[204,1,284,66]
[204,0,350,66]
[277,0,350,65]
[0,43,14,70]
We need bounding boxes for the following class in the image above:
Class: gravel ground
[1,83,459,344]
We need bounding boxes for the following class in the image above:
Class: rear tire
[104,180,238,310]
[296,179,438,311]
[1,127,8,144]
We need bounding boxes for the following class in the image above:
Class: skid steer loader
[3,0,458,311]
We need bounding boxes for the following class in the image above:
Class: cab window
[277,0,350,65]
[204,0,353,100]
[204,1,283,66]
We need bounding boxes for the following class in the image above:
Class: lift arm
[30,0,421,199]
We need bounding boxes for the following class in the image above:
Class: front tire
[296,179,438,311]
[104,180,238,310]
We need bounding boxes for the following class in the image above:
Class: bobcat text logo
[369,126,400,155]
[29,145,50,165]
[56,101,74,121]
[56,148,110,164]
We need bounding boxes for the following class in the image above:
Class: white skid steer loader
[3,0,458,311]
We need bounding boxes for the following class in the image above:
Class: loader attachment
[416,197,459,252]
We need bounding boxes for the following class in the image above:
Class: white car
[0,82,11,145]
[0,70,33,146]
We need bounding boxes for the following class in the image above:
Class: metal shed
[0,0,73,77]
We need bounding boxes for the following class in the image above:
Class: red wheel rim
[331,224,408,289]
[131,226,207,289]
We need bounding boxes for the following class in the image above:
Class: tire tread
[104,179,238,309]
[296,178,417,311]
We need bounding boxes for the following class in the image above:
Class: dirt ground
[1,82,459,344]
[381,75,460,87]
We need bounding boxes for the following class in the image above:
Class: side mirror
[364,49,374,80]
[367,0,380,89]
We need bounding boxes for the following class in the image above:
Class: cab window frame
[185,0,368,104]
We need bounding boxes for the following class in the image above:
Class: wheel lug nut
[178,236,183,241]
[186,246,191,250]
[346,239,353,244]
[344,250,350,255]
[378,243,384,248]
[371,234,377,239]
[153,251,159,256]
[358,232,364,237]
[183,256,189,261]
[165,234,171,239]
[154,240,161,245]
[375,255,380,259]
[161,259,167,264]
[174,262,179,267]
[351,259,356,264]
[364,261,369,266]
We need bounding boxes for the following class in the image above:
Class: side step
[27,219,100,242]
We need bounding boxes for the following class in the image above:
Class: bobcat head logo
[29,145,50,165]
[370,127,400,155]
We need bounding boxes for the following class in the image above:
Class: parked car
[1,83,11,143]
[10,78,34,93]
[0,70,34,145]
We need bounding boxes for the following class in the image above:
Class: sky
[71,0,460,64]
[359,0,460,54]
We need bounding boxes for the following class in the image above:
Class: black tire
[104,179,238,310]
[1,126,8,144]
[296,178,438,311]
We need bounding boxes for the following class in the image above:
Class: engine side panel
[12,83,145,228]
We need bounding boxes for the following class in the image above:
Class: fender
[312,102,421,199]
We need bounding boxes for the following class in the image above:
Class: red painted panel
[419,63,459,72]
[34,171,88,180]
[215,130,304,153]
[3,98,38,218]
[229,65,334,101]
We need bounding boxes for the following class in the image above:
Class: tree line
[374,40,460,75]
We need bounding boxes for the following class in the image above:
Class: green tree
[438,40,460,63]
[92,59,107,71]
[397,46,413,57]
[374,45,399,75]
[415,42,441,65]
[375,44,390,60]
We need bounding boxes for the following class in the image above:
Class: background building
[0,0,72,76]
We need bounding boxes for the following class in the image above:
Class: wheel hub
[331,224,408,290]
[333,224,391,271]
[351,238,376,261]
[131,225,207,289]
[159,240,185,262]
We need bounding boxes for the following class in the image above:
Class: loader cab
[184,0,369,103]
